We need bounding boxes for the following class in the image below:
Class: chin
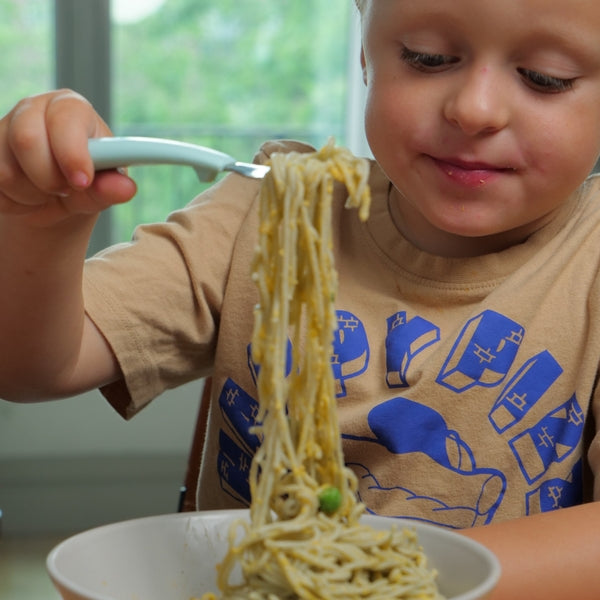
[433,218,499,239]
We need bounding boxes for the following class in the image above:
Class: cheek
[525,117,600,183]
[364,80,393,132]
[503,92,600,186]
[364,80,430,152]
[363,90,391,159]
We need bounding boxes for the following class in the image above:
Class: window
[110,0,366,242]
[4,1,367,249]
[0,1,52,115]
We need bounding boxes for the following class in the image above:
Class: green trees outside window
[0,0,354,243]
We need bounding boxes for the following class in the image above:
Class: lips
[431,156,515,187]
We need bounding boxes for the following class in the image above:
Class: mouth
[431,156,516,187]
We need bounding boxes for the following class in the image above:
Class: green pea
[318,486,342,515]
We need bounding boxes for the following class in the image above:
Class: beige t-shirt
[84,140,600,529]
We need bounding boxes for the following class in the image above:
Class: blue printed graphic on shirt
[385,311,440,388]
[490,351,563,433]
[525,460,583,513]
[217,429,253,505]
[509,394,584,484]
[332,310,369,397]
[216,378,260,504]
[437,310,524,392]
[344,397,506,527]
[215,311,367,503]
[216,306,584,525]
[246,339,293,387]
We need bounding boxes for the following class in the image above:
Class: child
[2,0,600,597]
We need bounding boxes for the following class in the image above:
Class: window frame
[55,0,112,254]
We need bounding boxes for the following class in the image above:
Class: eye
[400,45,458,72]
[517,67,576,93]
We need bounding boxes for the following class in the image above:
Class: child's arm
[0,90,137,401]
[462,501,600,599]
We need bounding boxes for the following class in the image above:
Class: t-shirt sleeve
[83,171,261,418]
[82,139,315,419]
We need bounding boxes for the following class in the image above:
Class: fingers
[3,90,103,197]
[0,89,136,222]
[8,175,137,229]
[45,90,112,189]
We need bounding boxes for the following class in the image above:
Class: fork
[88,136,270,182]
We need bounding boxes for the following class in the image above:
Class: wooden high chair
[178,378,212,512]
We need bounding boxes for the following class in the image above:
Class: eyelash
[516,68,575,93]
[400,45,576,94]
[400,46,457,70]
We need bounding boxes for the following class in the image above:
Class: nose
[443,66,510,136]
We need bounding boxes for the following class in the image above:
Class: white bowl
[47,509,500,600]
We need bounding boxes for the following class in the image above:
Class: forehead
[362,0,600,47]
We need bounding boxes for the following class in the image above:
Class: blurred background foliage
[0,0,353,241]
[112,0,352,239]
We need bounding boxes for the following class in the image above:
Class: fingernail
[70,171,90,189]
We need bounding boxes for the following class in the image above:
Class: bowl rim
[47,509,501,600]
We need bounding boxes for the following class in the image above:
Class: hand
[0,89,137,228]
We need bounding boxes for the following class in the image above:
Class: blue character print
[218,310,369,501]
[525,461,583,513]
[217,429,253,505]
[438,310,524,392]
[216,378,261,504]
[344,397,506,528]
[217,305,583,525]
[490,350,563,433]
[332,311,369,397]
[246,339,293,386]
[509,394,585,484]
[385,311,440,388]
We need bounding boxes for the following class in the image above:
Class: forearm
[0,213,97,399]
[0,90,136,400]
[462,502,600,600]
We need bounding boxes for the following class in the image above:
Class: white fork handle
[88,136,236,182]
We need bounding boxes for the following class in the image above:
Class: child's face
[360,0,600,256]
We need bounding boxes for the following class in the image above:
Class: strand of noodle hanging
[251,142,367,526]
[200,141,444,600]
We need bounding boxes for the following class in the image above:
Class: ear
[360,47,368,85]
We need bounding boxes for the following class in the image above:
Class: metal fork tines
[224,162,270,179]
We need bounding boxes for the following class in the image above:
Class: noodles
[201,141,443,600]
